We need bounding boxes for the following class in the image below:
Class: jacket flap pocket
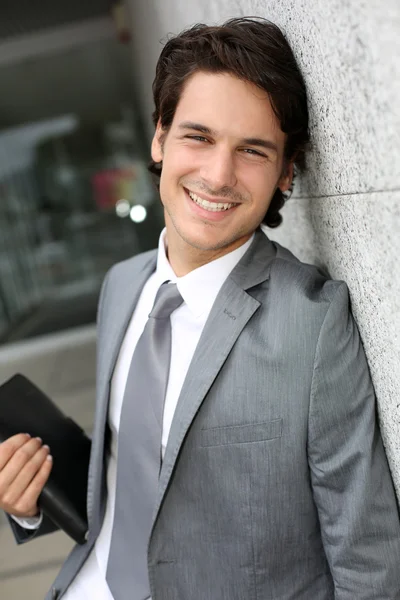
[200,418,282,447]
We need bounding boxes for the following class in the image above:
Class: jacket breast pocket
[199,418,282,447]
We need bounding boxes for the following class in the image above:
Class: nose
[200,145,237,191]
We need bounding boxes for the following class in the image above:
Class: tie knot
[149,282,183,319]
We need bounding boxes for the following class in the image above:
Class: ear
[278,162,294,193]
[151,118,164,163]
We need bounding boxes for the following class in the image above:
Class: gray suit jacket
[11,229,400,599]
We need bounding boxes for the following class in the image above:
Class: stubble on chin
[163,190,256,260]
[168,213,252,257]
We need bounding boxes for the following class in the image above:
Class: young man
[1,17,400,600]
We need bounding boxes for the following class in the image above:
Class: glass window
[0,37,163,343]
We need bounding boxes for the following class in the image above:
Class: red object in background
[111,1,131,44]
[91,167,134,210]
[92,170,115,210]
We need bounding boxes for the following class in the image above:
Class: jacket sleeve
[308,282,400,599]
[6,512,59,544]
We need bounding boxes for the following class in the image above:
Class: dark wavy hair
[149,17,310,228]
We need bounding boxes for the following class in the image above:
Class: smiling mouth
[187,190,237,212]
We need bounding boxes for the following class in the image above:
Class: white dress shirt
[39,229,253,599]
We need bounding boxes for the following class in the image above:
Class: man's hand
[0,434,53,518]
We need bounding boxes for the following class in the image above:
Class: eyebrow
[178,121,278,154]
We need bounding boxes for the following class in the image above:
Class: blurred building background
[0,1,163,344]
[0,1,163,597]
[0,0,399,598]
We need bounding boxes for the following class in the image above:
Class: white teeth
[188,191,234,212]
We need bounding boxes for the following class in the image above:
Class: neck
[164,225,252,277]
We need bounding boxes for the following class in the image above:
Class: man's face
[151,71,292,256]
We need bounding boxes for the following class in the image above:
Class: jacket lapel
[153,229,277,525]
[97,252,157,395]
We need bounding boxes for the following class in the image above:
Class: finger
[0,437,43,491]
[3,445,51,506]
[14,454,53,517]
[0,434,32,471]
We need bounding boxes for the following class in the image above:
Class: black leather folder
[0,373,91,544]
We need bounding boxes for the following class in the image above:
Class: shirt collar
[155,228,255,318]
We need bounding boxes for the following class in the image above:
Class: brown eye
[242,148,265,157]
[187,135,209,143]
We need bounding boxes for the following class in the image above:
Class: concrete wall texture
[126,0,400,497]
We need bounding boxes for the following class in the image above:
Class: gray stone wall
[126,0,400,497]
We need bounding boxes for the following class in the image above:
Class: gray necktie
[106,282,183,600]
